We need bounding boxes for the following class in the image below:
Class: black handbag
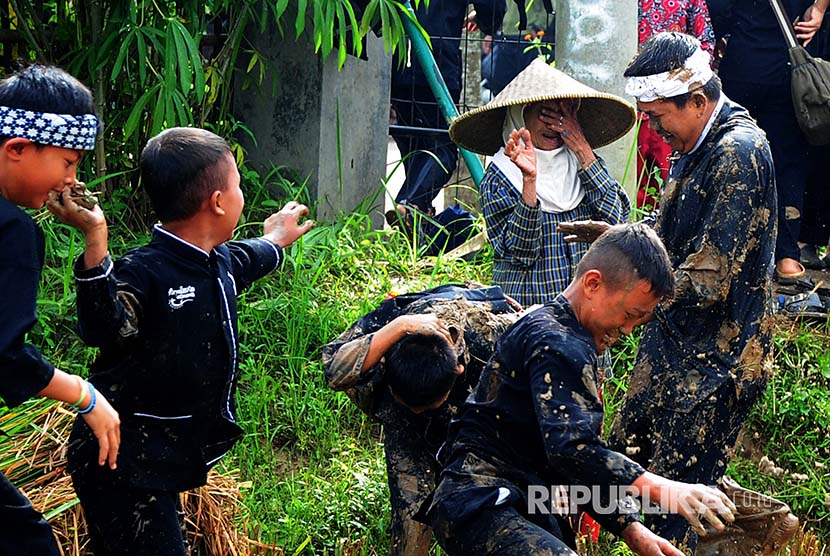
[769,0,830,145]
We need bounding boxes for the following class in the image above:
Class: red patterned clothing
[637,0,715,210]
[639,0,715,54]
[636,121,673,211]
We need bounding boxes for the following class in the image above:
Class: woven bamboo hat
[450,59,636,155]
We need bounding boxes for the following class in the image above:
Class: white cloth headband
[625,48,713,102]
[0,106,98,150]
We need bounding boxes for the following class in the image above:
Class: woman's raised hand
[505,128,537,179]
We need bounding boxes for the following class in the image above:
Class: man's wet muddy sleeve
[322,328,374,391]
[321,321,384,416]
[526,332,644,535]
[673,144,771,309]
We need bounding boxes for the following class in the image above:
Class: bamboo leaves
[169,17,206,103]
[279,0,428,69]
[112,15,205,140]
[7,0,424,219]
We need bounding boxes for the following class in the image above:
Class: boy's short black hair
[625,32,722,108]
[0,64,100,145]
[576,222,675,300]
[385,333,458,411]
[140,127,233,223]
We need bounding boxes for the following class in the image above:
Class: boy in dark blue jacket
[48,127,313,555]
[0,65,120,556]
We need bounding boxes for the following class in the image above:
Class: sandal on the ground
[775,263,806,285]
[800,245,827,270]
[775,277,817,297]
[385,205,415,237]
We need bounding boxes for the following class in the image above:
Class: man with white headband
[561,32,785,553]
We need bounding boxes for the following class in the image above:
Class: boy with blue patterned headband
[48,126,314,555]
[0,65,120,555]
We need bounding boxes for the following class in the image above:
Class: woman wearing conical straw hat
[451,59,636,306]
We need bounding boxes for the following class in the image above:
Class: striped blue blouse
[481,158,631,307]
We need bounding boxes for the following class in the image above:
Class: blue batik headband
[0,105,99,150]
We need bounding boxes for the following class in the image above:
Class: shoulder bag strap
[768,0,800,48]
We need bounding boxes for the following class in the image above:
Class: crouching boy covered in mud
[425,223,738,556]
[323,285,522,556]
[48,127,313,556]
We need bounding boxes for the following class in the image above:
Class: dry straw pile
[1,399,279,555]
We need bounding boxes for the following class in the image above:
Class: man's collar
[686,94,726,156]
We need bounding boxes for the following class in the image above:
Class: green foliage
[8,161,830,552]
[4,0,426,224]
[727,321,830,532]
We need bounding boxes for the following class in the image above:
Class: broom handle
[768,0,800,49]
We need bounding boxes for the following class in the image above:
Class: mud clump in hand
[66,181,99,210]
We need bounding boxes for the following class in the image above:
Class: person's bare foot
[776,258,805,277]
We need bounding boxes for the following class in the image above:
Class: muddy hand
[557,220,610,243]
[622,522,686,556]
[263,201,314,248]
[47,187,107,234]
[401,314,454,345]
[648,480,736,537]
[67,180,100,210]
[676,483,736,537]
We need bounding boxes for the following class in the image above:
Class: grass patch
[3,199,828,554]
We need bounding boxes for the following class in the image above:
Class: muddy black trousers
[721,78,810,263]
[390,84,460,214]
[431,504,577,556]
[383,407,443,556]
[71,473,187,556]
[609,380,758,552]
[0,472,60,556]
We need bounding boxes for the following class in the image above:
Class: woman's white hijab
[491,104,584,213]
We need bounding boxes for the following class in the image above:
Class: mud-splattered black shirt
[430,296,645,537]
[322,286,519,450]
[68,225,282,491]
[633,98,776,410]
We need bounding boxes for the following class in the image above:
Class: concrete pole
[555,0,639,200]
[450,17,485,212]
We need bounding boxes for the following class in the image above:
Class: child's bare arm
[37,369,120,469]
[46,187,108,268]
[262,201,314,248]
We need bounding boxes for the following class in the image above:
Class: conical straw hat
[450,59,636,155]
